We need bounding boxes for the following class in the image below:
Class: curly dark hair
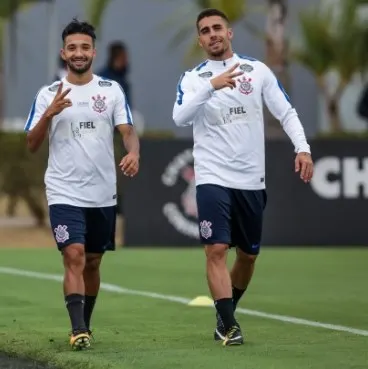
[61,18,96,44]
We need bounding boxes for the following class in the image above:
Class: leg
[206,243,241,343]
[230,249,257,310]
[83,253,103,331]
[205,244,232,301]
[196,184,243,346]
[230,189,267,311]
[49,204,90,350]
[83,206,116,332]
[63,244,86,297]
[62,244,88,333]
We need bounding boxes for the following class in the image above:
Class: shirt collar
[206,53,237,68]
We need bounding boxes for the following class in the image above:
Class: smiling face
[61,33,96,75]
[197,15,233,60]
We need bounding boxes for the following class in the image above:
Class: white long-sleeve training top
[172,53,311,190]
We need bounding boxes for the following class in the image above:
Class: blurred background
[0,0,367,249]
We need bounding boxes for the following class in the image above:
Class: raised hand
[46,82,72,117]
[210,63,244,90]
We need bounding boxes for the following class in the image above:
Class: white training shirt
[173,53,311,190]
[24,74,133,207]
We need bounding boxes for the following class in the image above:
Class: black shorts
[196,184,267,255]
[49,204,116,253]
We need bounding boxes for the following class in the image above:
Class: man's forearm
[123,126,140,155]
[280,109,311,154]
[173,81,214,126]
[26,110,53,153]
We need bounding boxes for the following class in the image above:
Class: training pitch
[0,247,367,369]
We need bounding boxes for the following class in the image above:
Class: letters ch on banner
[311,157,368,199]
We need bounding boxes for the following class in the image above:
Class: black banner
[123,139,367,246]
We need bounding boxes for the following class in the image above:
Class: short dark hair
[62,18,96,44]
[108,41,127,56]
[107,41,128,66]
[196,8,229,30]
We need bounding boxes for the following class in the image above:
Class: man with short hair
[25,18,140,350]
[98,41,132,107]
[173,8,313,346]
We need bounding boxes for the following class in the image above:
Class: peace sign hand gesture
[210,63,244,90]
[46,82,72,117]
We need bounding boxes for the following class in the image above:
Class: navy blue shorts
[49,204,116,253]
[196,184,267,255]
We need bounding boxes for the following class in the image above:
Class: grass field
[0,247,367,369]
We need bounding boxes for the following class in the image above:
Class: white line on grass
[0,267,367,337]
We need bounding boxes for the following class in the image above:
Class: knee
[63,244,85,270]
[205,244,228,263]
[236,249,257,266]
[85,254,102,272]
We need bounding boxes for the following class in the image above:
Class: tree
[84,0,113,33]
[0,0,52,127]
[264,0,290,137]
[265,0,289,92]
[293,0,368,133]
[0,1,51,225]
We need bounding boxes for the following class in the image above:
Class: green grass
[0,247,367,369]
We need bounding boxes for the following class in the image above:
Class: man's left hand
[295,152,313,183]
[119,152,140,177]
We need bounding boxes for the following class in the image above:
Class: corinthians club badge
[92,94,107,113]
[238,77,253,95]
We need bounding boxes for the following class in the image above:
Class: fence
[123,138,368,247]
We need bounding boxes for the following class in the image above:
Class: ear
[60,48,66,61]
[198,36,203,49]
[228,28,234,41]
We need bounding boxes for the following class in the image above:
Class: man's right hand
[210,63,244,91]
[46,82,72,118]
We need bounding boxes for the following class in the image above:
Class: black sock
[65,294,87,334]
[215,298,237,331]
[232,286,246,311]
[84,295,97,331]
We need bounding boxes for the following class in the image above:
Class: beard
[66,58,93,74]
[209,48,226,57]
[208,41,228,58]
